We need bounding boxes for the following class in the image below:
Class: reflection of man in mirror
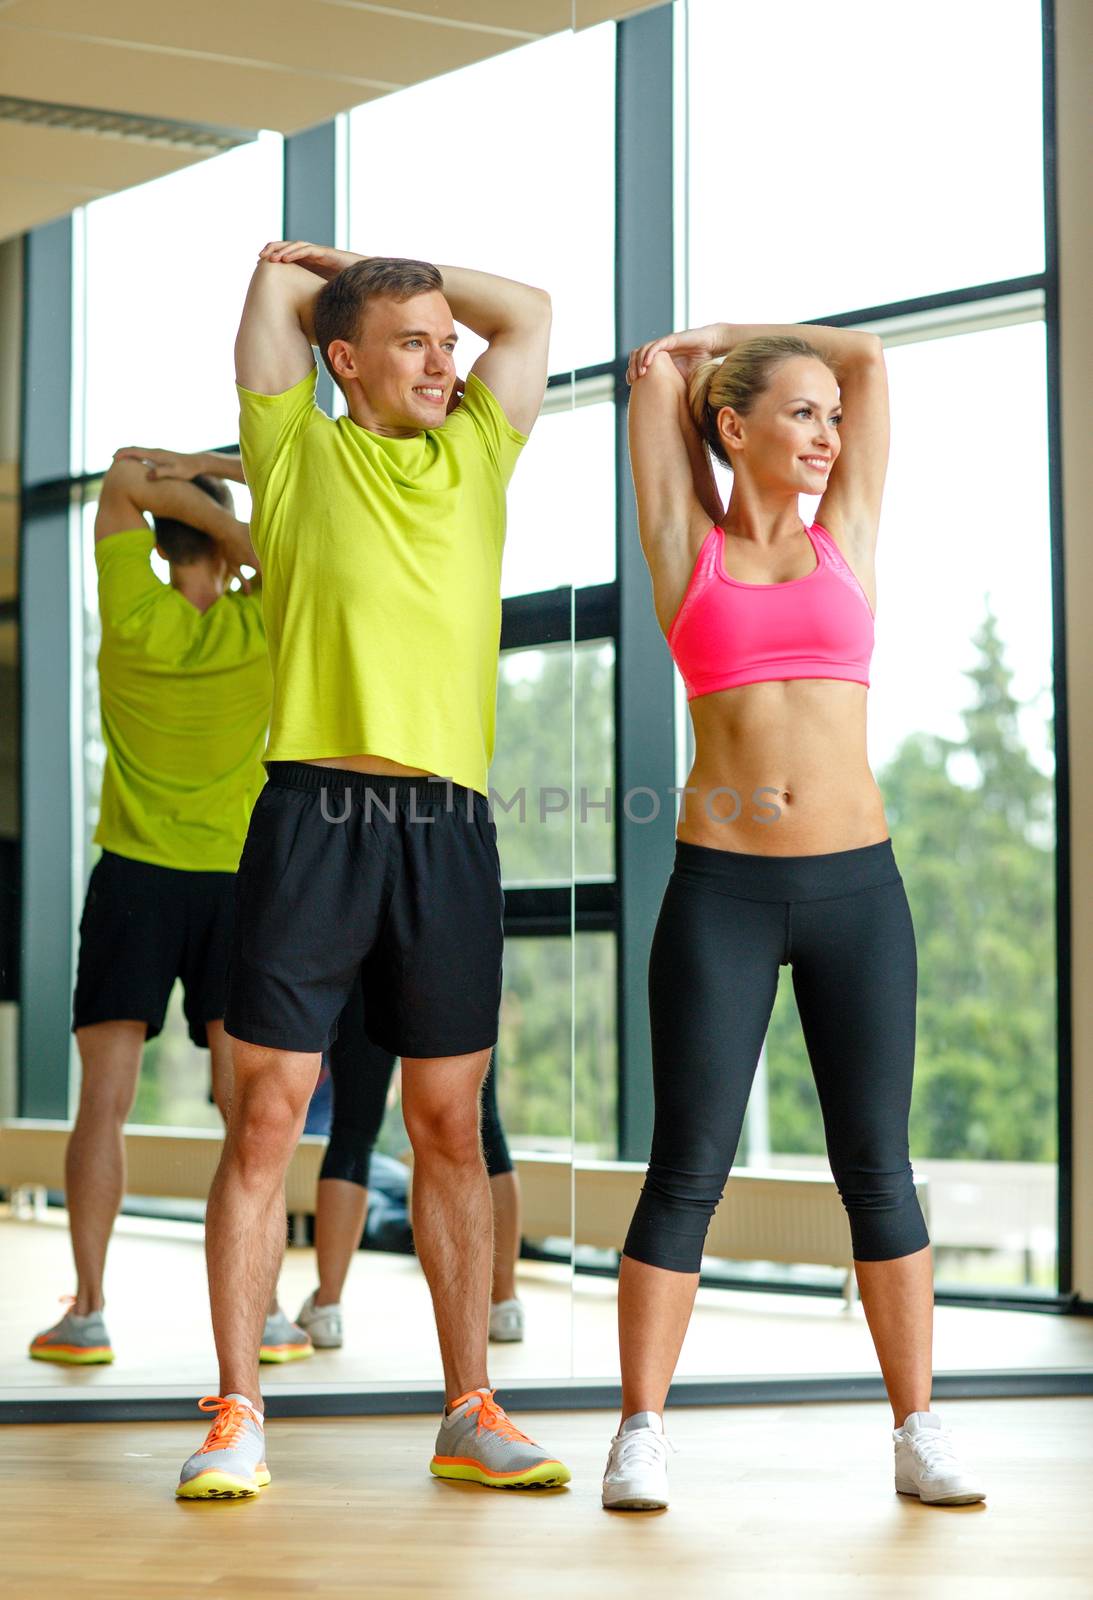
[27,449,286,1367]
[176,240,569,1501]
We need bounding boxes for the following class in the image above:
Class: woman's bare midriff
[678,678,889,856]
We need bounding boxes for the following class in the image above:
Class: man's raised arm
[235,249,325,396]
[434,264,551,437]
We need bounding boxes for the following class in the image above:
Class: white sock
[225,1392,263,1420]
[621,1411,663,1434]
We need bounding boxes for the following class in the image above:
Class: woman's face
[719,356,842,494]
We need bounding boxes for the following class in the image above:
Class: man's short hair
[314,258,444,386]
[152,474,233,566]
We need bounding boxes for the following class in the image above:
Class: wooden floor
[5,1212,1093,1401]
[3,1399,1091,1599]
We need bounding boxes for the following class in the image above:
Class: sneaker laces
[195,1396,255,1455]
[461,1389,535,1445]
[611,1429,675,1471]
[907,1427,959,1474]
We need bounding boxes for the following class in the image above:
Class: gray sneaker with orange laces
[176,1395,271,1500]
[430,1387,570,1489]
[29,1300,114,1365]
[259,1307,313,1363]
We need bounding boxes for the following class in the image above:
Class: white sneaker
[893,1411,986,1505]
[488,1297,525,1343]
[602,1411,673,1510]
[295,1290,343,1349]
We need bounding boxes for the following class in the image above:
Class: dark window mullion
[809,272,1048,329]
[501,583,617,652]
[503,882,617,938]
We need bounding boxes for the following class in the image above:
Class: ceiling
[0,0,659,241]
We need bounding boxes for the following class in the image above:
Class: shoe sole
[603,1495,668,1511]
[176,1467,271,1501]
[488,1331,525,1343]
[895,1479,985,1505]
[29,1347,114,1365]
[430,1457,571,1490]
[259,1344,314,1364]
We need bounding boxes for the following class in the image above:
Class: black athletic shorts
[224,762,505,1057]
[71,849,235,1048]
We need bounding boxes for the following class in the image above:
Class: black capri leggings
[623,836,930,1273]
[320,974,513,1188]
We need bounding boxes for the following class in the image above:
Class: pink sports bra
[666,521,874,700]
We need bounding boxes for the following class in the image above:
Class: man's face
[332,290,459,436]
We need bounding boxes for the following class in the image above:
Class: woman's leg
[618,870,783,1420]
[487,1174,520,1304]
[791,875,933,1425]
[314,1180,371,1307]
[314,981,395,1306]
[479,1053,520,1304]
[854,1248,934,1425]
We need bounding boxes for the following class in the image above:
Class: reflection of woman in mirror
[26,445,312,1364]
[604,322,985,1512]
[296,981,526,1348]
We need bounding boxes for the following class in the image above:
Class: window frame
[14,0,1070,1320]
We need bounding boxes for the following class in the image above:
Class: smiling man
[176,240,567,1501]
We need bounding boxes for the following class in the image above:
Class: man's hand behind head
[113,446,203,482]
[258,241,360,282]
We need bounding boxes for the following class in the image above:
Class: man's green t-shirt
[238,367,527,797]
[94,529,273,872]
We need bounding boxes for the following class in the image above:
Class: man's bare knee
[223,1041,320,1179]
[76,1080,135,1123]
[74,1063,140,1125]
[227,1107,300,1185]
[402,1048,491,1162]
[410,1117,483,1167]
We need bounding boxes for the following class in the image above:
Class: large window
[347,24,616,376]
[79,133,284,471]
[21,0,1063,1309]
[492,641,573,886]
[504,392,616,596]
[682,0,1057,1292]
[685,0,1045,322]
[749,320,1059,1292]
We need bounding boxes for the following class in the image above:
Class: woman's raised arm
[634,321,889,558]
